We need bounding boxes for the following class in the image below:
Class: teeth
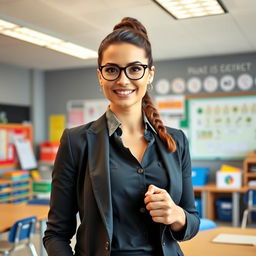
[115,90,133,95]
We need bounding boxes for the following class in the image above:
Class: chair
[199,218,217,231]
[0,216,38,256]
[241,189,256,228]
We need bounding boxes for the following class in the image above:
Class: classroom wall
[153,52,256,94]
[45,52,256,180]
[0,63,31,105]
[45,52,256,117]
[31,70,46,146]
[0,63,46,146]
[44,67,103,138]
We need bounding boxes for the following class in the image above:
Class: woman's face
[97,43,154,112]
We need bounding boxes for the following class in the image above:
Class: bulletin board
[189,95,256,160]
[0,124,33,168]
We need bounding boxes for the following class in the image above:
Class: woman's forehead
[101,43,147,65]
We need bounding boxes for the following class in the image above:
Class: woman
[43,17,200,256]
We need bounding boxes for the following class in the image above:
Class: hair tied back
[113,17,148,40]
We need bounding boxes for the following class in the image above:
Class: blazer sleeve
[169,130,200,241]
[43,129,78,256]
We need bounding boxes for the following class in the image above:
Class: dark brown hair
[98,17,176,152]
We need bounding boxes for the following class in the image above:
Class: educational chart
[189,96,256,159]
[67,99,109,128]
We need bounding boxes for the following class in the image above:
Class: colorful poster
[67,100,86,128]
[155,95,185,116]
[84,99,109,123]
[49,115,66,142]
[67,99,109,128]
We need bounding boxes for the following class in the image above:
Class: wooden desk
[0,203,49,256]
[179,227,256,256]
[194,184,249,226]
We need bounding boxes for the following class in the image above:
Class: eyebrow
[103,61,143,66]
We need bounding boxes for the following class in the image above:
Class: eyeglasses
[99,63,148,81]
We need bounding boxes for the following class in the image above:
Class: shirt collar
[106,108,157,136]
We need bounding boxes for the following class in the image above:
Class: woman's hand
[144,184,186,232]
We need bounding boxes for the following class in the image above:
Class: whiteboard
[189,95,256,159]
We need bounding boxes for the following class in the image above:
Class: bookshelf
[0,178,33,203]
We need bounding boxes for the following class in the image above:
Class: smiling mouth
[113,89,135,95]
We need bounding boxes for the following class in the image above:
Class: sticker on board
[187,77,202,93]
[220,75,235,91]
[203,76,218,92]
[237,73,253,91]
[171,78,186,94]
[155,79,170,95]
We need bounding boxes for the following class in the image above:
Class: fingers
[145,184,164,196]
[144,194,164,204]
[144,184,173,205]
[148,209,173,225]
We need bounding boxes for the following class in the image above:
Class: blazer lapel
[86,114,113,239]
[155,135,183,239]
[155,136,182,204]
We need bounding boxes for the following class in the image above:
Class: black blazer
[43,114,200,256]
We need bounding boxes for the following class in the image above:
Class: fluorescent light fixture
[152,0,227,19]
[0,15,97,59]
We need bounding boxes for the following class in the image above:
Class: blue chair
[199,218,217,231]
[241,189,256,228]
[0,216,38,256]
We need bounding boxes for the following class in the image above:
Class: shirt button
[162,241,166,246]
[137,168,144,174]
[139,207,146,213]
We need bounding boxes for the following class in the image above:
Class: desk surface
[193,184,251,192]
[0,203,49,232]
[179,227,256,256]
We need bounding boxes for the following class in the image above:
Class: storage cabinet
[243,152,256,186]
[0,178,33,203]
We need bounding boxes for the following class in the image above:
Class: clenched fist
[144,184,186,232]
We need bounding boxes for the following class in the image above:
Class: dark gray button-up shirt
[106,109,169,256]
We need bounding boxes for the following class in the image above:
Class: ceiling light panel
[0,15,97,59]
[153,0,227,19]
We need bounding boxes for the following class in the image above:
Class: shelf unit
[0,178,33,204]
[243,152,256,186]
[193,184,248,226]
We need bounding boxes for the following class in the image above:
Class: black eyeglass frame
[99,63,149,81]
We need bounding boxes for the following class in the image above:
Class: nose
[116,69,130,85]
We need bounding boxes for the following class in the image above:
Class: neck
[110,105,144,134]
